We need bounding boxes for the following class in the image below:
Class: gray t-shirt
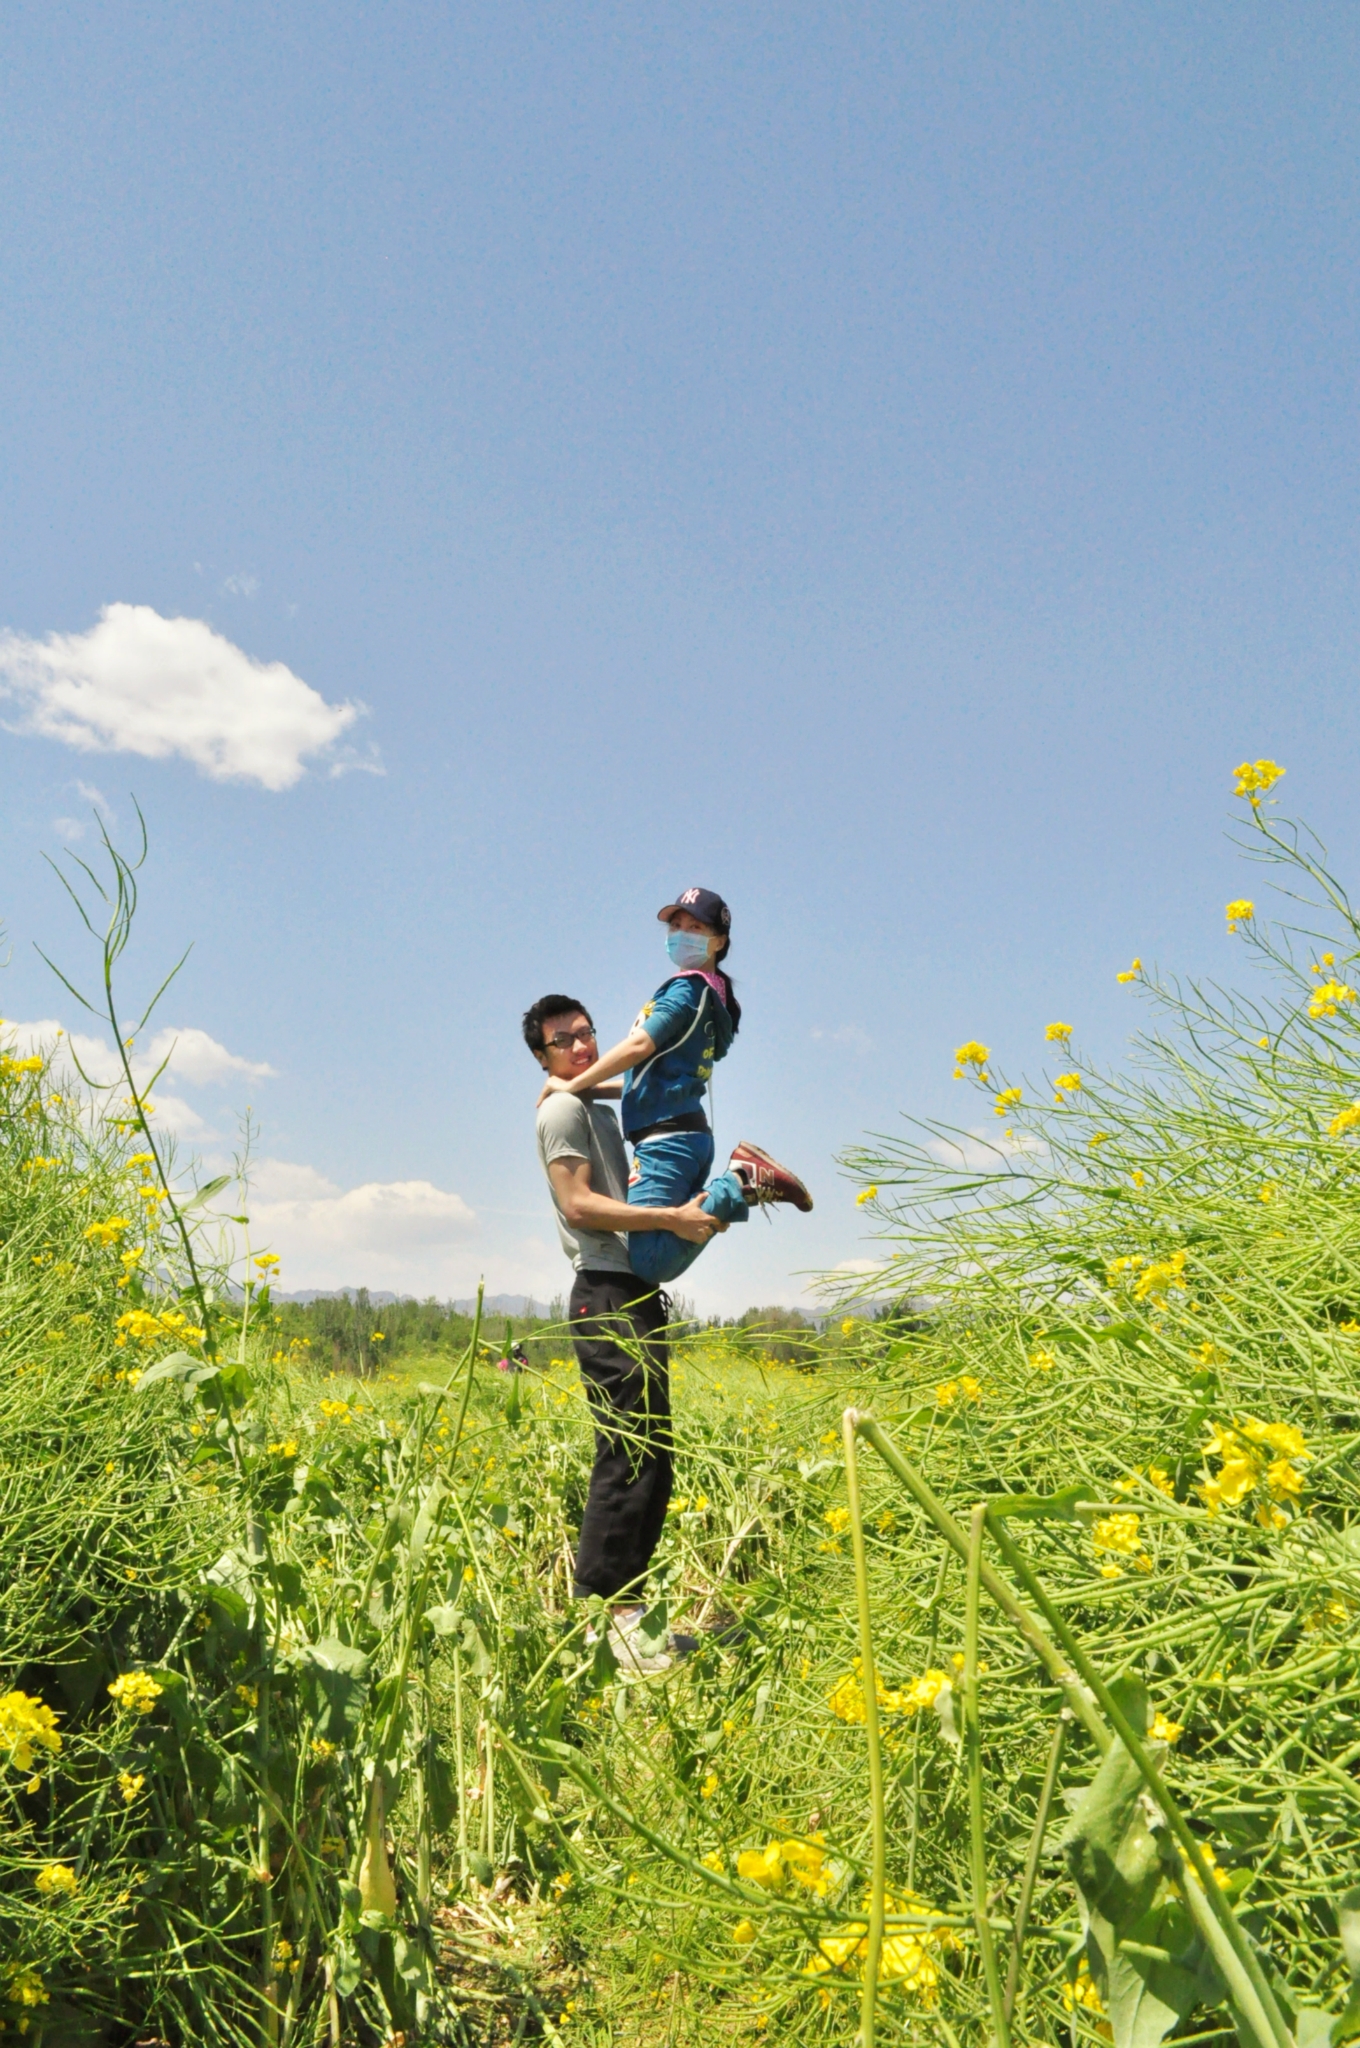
[536,1092,634,1275]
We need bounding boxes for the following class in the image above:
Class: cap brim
[656,903,683,922]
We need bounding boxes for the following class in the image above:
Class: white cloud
[926,1126,1044,1172]
[833,1257,885,1275]
[812,1025,874,1054]
[244,1157,479,1290]
[142,1026,276,1087]
[53,781,115,841]
[222,573,259,598]
[2,1017,272,1102]
[0,603,365,790]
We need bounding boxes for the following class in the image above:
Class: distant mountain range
[274,1289,556,1318]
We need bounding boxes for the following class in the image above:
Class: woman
[537,887,812,1286]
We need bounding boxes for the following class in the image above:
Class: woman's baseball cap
[657,887,731,933]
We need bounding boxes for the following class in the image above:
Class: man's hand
[671,1196,728,1245]
[536,1074,577,1107]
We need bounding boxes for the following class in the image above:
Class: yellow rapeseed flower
[1092,1512,1142,1556]
[1226,899,1255,932]
[1328,1104,1360,1137]
[1063,1958,1105,2015]
[1053,1071,1081,1095]
[1132,1249,1187,1301]
[1150,1712,1184,1744]
[84,1216,130,1247]
[824,1506,851,1535]
[952,1040,990,1078]
[1045,1022,1072,1042]
[1116,958,1142,983]
[700,1772,719,1800]
[0,1692,62,1775]
[1233,758,1285,804]
[994,1087,1022,1116]
[1028,1347,1055,1372]
[5,1964,48,2008]
[855,1186,877,1205]
[107,1673,163,1716]
[732,1919,757,1944]
[34,1863,78,1897]
[1309,978,1357,1020]
[118,1770,145,1803]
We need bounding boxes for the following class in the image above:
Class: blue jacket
[621,973,735,1138]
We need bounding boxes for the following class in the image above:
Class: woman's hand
[536,1074,577,1107]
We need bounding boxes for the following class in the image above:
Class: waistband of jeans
[627,1111,710,1144]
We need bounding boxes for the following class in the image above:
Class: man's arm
[547,1155,725,1244]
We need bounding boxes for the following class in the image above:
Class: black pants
[569,1268,673,1601]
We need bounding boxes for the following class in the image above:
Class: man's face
[537,1011,598,1079]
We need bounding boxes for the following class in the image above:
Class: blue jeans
[626,1130,748,1286]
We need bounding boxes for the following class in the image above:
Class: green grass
[7,771,1360,2047]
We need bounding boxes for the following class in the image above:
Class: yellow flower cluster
[1045,1022,1072,1043]
[1116,957,1142,983]
[35,1863,78,1897]
[1053,1071,1081,1102]
[84,1215,130,1247]
[824,1506,851,1536]
[114,1307,204,1350]
[936,1376,981,1408]
[1233,758,1285,804]
[1091,1511,1153,1578]
[1198,1418,1308,1524]
[318,1399,353,1423]
[994,1087,1022,1117]
[952,1040,990,1079]
[1105,1247,1188,1301]
[107,1672,163,1715]
[855,1185,877,1205]
[1225,899,1255,932]
[1308,977,1356,1020]
[1150,1712,1184,1744]
[1028,1347,1055,1372]
[1063,1957,1105,2015]
[118,1770,144,1803]
[1328,1104,1360,1137]
[736,1834,830,1896]
[806,1891,959,2005]
[6,1963,48,2008]
[0,1691,62,1775]
[828,1660,954,1725]
[0,1053,45,1079]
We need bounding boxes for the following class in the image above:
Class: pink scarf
[670,968,729,1005]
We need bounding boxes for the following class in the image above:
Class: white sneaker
[608,1607,672,1677]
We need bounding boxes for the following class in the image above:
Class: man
[524,993,723,1674]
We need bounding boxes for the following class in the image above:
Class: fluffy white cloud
[0,1018,272,1139]
[141,1027,276,1087]
[0,603,365,790]
[244,1158,484,1291]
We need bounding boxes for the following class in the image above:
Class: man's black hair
[522,994,593,1057]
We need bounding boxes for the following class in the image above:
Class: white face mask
[666,928,711,971]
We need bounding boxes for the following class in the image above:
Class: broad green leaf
[1060,1738,1162,1931]
[296,1636,370,1742]
[134,1350,200,1390]
[176,1173,232,1213]
[423,1603,463,1636]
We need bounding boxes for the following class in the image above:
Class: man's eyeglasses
[545,1027,597,1050]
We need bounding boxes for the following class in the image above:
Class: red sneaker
[727,1141,814,1213]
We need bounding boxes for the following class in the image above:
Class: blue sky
[1,4,1358,1313]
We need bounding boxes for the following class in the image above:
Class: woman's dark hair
[713,940,741,1035]
[522,994,593,1057]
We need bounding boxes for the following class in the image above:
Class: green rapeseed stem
[843,1408,885,2048]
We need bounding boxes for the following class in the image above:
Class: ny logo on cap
[679,888,701,906]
